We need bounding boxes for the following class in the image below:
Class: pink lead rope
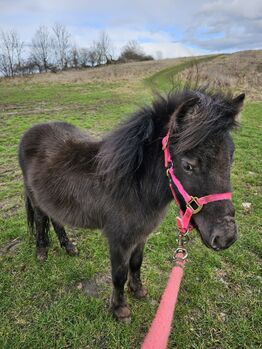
[141,254,185,349]
[141,131,232,349]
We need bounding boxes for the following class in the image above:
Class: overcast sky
[0,0,261,58]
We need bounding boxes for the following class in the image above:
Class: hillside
[0,49,261,349]
[0,57,186,85]
[2,50,261,101]
[178,50,262,100]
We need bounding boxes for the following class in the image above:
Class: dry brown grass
[1,51,261,100]
[177,50,262,100]
[0,58,187,86]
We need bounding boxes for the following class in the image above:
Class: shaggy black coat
[18,87,245,320]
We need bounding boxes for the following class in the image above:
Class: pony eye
[182,161,193,173]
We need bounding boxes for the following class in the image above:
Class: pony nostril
[211,235,221,250]
[210,230,237,251]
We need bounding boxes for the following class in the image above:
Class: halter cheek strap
[162,132,232,233]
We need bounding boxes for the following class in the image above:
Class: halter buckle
[166,165,173,178]
[187,196,203,214]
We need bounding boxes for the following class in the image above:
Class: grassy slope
[0,58,261,349]
[145,55,219,91]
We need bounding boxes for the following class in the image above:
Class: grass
[177,51,262,101]
[145,55,220,91]
[0,56,261,349]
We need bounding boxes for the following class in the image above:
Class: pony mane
[96,87,244,189]
[166,87,244,153]
[96,107,155,190]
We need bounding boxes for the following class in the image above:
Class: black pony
[18,87,245,321]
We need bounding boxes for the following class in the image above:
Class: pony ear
[168,96,199,133]
[232,93,245,110]
[231,93,245,121]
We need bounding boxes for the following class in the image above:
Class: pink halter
[162,131,232,233]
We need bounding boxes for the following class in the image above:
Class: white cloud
[141,42,203,59]
[69,27,203,59]
[0,0,261,54]
[185,0,262,51]
[202,0,262,19]
[0,0,203,27]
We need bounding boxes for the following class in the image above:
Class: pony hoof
[65,242,79,256]
[128,283,147,299]
[36,247,48,262]
[113,305,131,323]
[133,287,147,299]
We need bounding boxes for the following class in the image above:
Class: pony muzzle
[210,225,238,250]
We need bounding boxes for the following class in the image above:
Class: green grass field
[0,57,261,349]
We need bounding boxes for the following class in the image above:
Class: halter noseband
[162,131,232,233]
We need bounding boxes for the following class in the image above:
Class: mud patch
[76,273,111,298]
[0,196,22,219]
[0,237,23,256]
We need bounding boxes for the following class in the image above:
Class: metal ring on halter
[173,247,188,261]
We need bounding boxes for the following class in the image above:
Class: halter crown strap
[162,132,232,233]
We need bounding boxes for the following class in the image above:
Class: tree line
[0,24,154,77]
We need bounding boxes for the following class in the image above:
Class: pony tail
[25,195,35,236]
[25,194,50,246]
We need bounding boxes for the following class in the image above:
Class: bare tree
[69,45,79,68]
[87,47,99,67]
[14,33,24,73]
[0,29,24,77]
[122,40,143,55]
[52,23,71,70]
[20,58,38,75]
[119,40,153,62]
[94,31,114,65]
[77,48,89,67]
[78,45,102,68]
[30,26,52,73]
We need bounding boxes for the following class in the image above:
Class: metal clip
[173,230,190,263]
[176,230,190,246]
[173,247,188,261]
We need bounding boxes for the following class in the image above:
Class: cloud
[0,0,203,27]
[0,0,261,55]
[185,0,262,51]
[1,0,198,58]
[70,26,203,59]
[141,42,203,59]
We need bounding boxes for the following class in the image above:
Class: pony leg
[51,220,78,256]
[128,242,147,299]
[34,207,50,262]
[109,244,131,322]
